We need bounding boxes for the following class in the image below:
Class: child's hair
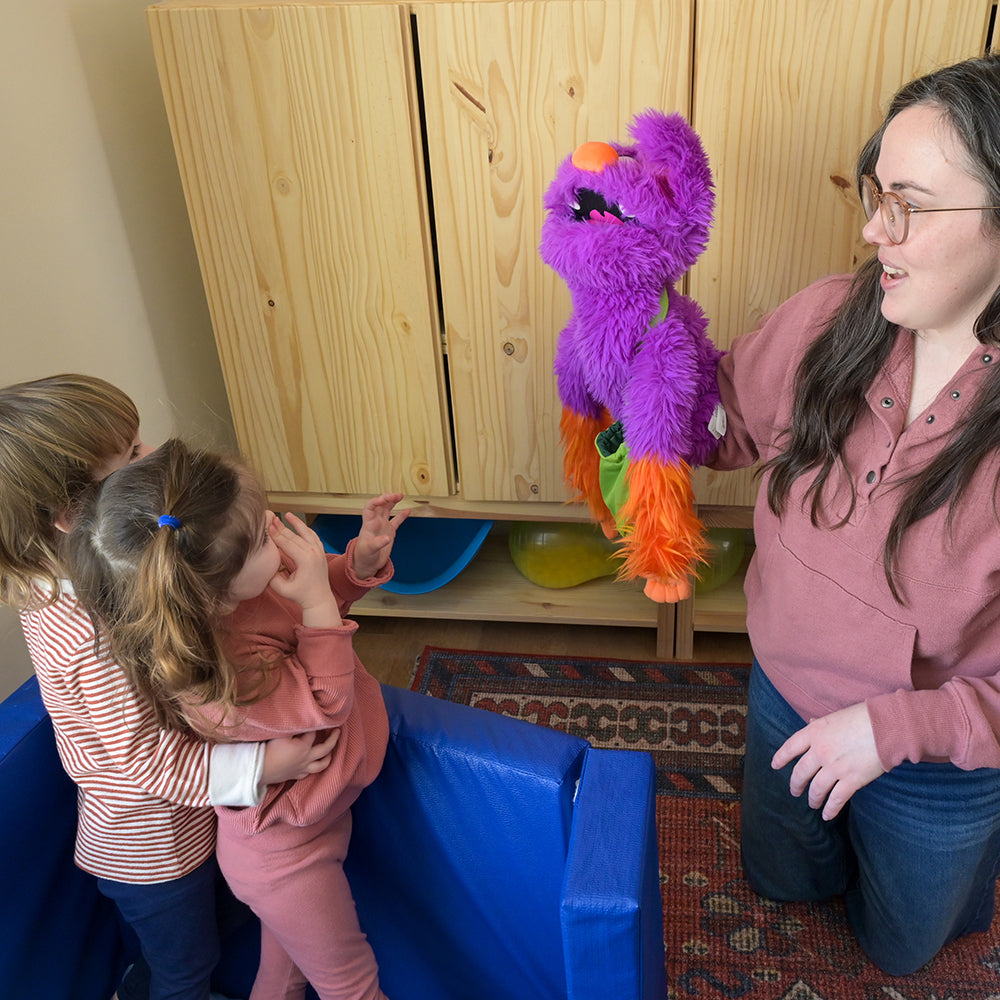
[0,374,140,609]
[65,438,270,732]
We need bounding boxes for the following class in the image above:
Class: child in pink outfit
[207,535,393,1000]
[65,437,405,1000]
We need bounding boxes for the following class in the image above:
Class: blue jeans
[98,855,222,1000]
[742,659,1000,975]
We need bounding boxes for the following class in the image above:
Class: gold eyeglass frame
[860,174,1000,245]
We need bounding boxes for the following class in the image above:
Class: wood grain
[415,0,694,501]
[690,0,991,505]
[147,2,452,496]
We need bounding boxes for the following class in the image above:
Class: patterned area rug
[412,647,1000,1000]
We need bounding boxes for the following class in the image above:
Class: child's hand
[261,729,340,785]
[268,513,341,627]
[352,493,409,580]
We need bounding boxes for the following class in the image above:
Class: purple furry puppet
[540,109,724,603]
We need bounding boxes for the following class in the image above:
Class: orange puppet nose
[571,141,619,172]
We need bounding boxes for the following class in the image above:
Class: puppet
[540,110,724,603]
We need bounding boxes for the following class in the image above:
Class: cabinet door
[690,0,992,507]
[147,2,451,497]
[415,0,694,501]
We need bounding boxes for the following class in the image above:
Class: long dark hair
[764,55,1000,601]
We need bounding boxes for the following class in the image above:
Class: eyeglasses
[860,174,1000,245]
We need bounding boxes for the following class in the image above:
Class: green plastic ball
[694,528,747,595]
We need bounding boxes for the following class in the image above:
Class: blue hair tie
[158,514,182,530]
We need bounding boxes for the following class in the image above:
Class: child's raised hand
[352,493,409,580]
[267,513,341,627]
[261,729,340,785]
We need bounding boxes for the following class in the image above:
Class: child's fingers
[276,511,319,543]
[364,493,406,518]
[270,513,323,554]
[364,534,393,554]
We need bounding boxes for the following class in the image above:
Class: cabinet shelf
[348,524,677,656]
[673,551,750,658]
[690,557,750,632]
[351,525,654,627]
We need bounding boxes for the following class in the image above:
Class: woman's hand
[268,512,341,627]
[771,702,886,820]
[352,493,409,580]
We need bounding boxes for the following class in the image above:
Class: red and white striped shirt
[20,584,218,883]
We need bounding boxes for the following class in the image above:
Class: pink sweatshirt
[190,540,390,835]
[712,274,1000,772]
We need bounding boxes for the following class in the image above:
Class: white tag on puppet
[708,402,727,440]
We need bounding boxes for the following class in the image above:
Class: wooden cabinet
[147,4,451,498]
[147,0,993,655]
[147,0,694,503]
[415,0,693,501]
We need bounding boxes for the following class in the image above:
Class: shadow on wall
[0,607,31,703]
[67,0,237,452]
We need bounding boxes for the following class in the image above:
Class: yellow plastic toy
[508,522,619,589]
[510,522,746,594]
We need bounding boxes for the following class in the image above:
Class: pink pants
[216,809,388,1000]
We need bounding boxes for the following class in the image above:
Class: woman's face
[863,102,1000,343]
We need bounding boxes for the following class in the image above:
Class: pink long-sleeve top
[191,540,391,835]
[711,273,1000,772]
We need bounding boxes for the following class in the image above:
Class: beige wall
[0,0,236,699]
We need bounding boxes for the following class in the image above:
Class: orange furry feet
[616,456,707,603]
[643,577,692,603]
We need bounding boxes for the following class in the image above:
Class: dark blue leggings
[98,855,222,1000]
[742,660,1000,975]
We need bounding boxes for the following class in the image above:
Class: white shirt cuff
[208,741,266,807]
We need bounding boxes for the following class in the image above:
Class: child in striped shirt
[0,374,336,1000]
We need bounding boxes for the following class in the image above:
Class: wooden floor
[353,613,753,689]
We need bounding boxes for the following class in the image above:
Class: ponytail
[65,439,268,732]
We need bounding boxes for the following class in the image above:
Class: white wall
[1,0,237,699]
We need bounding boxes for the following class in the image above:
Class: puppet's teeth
[571,200,581,211]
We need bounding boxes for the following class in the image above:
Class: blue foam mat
[312,515,492,595]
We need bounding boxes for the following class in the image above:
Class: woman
[711,54,1000,974]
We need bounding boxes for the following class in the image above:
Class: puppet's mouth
[572,188,628,225]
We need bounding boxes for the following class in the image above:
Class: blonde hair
[0,374,139,608]
[65,438,270,732]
